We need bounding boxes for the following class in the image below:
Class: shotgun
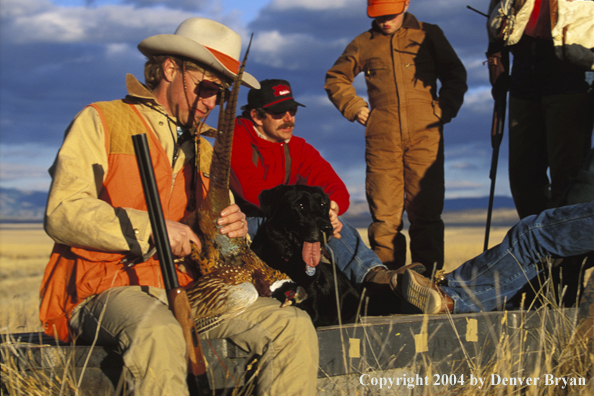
[132,133,210,396]
[483,43,509,252]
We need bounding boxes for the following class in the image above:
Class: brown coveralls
[325,13,467,271]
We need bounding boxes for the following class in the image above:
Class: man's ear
[162,58,178,83]
[251,108,264,127]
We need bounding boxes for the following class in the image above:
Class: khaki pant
[365,105,445,273]
[70,286,318,396]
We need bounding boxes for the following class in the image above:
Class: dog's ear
[258,185,292,218]
[311,186,330,208]
[258,189,276,218]
[313,187,327,199]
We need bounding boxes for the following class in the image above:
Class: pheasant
[182,40,302,333]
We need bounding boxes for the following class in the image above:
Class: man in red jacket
[231,79,424,301]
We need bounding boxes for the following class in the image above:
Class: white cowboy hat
[138,17,259,89]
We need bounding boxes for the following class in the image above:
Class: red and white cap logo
[273,84,291,97]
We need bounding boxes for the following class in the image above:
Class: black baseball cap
[246,79,305,113]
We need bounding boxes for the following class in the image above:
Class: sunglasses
[184,68,229,102]
[264,107,298,120]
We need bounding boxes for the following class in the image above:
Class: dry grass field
[1,210,593,395]
[0,223,53,333]
[0,210,515,333]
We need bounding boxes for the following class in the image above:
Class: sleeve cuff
[121,208,152,256]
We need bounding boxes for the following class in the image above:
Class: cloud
[0,0,53,18]
[105,43,136,57]
[120,0,208,11]
[270,0,360,11]
[0,163,48,181]
[463,86,493,114]
[252,30,348,71]
[2,2,192,44]
[0,0,516,200]
[449,161,480,170]
[0,145,55,190]
[447,180,483,189]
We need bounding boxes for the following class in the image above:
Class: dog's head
[258,185,334,269]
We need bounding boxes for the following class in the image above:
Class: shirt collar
[125,73,157,101]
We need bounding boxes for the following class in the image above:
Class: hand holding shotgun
[132,133,211,396]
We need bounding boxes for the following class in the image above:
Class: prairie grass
[2,213,593,395]
[0,223,53,333]
[1,333,80,396]
[0,218,508,333]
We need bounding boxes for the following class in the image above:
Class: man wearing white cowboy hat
[39,17,318,396]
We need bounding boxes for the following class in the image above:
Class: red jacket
[230,117,350,215]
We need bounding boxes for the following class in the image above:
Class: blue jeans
[247,216,385,285]
[443,200,594,313]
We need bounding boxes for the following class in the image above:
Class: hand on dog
[217,204,248,238]
[330,200,343,239]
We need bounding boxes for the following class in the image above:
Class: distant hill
[0,187,516,225]
[442,196,515,212]
[342,197,517,228]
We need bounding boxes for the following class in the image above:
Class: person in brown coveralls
[325,0,467,273]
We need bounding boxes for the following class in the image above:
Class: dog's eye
[299,203,305,211]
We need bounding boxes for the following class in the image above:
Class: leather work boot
[363,262,426,290]
[396,269,453,314]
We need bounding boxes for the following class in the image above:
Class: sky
[0,0,539,202]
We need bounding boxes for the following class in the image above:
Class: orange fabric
[39,100,206,342]
[204,45,240,73]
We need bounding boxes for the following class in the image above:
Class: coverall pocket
[364,58,388,79]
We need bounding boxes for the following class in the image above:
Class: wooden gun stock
[168,287,208,376]
[132,133,210,396]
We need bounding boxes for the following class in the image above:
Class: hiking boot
[364,262,426,290]
[397,269,453,314]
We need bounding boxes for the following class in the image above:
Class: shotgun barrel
[483,46,509,252]
[132,133,210,396]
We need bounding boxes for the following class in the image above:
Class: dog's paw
[271,282,308,307]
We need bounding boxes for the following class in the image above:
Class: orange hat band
[205,45,240,74]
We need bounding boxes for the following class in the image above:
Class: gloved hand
[486,40,509,100]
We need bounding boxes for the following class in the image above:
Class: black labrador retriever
[250,185,362,327]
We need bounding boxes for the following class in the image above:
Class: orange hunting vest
[39,100,209,342]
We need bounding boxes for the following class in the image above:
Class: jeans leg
[442,201,594,313]
[324,217,386,285]
[246,216,264,241]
